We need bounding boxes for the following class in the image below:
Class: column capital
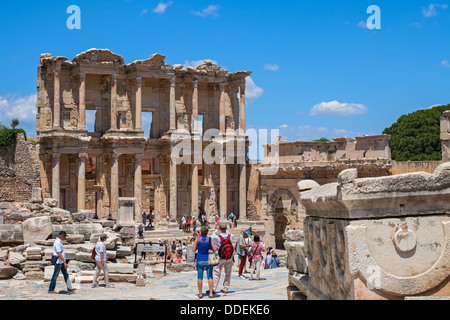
[78,152,88,158]
[135,153,144,161]
[136,76,142,85]
[79,72,86,81]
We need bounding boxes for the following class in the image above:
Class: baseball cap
[100,233,109,239]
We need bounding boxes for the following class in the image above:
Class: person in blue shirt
[192,226,217,299]
[267,251,281,269]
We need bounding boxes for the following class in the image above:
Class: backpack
[218,234,234,260]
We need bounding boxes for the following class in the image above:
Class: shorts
[196,260,213,280]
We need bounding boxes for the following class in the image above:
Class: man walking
[211,222,234,294]
[92,233,114,288]
[236,229,251,279]
[48,231,76,294]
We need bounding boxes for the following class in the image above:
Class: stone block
[0,225,23,245]
[116,246,132,257]
[107,263,134,274]
[31,187,42,203]
[25,270,44,280]
[8,251,26,266]
[136,277,146,287]
[75,252,95,263]
[68,260,95,272]
[117,197,135,227]
[109,273,137,283]
[22,216,53,244]
[66,234,85,244]
[284,241,308,274]
[0,266,18,279]
[43,198,58,208]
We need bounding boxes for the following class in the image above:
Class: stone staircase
[141,219,267,244]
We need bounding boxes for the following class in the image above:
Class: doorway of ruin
[274,213,288,250]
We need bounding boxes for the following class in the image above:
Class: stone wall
[0,133,40,202]
[287,163,450,300]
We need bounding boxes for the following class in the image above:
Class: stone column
[219,82,226,134]
[110,154,119,218]
[169,76,176,131]
[191,163,199,216]
[110,74,118,131]
[220,157,227,218]
[135,77,142,130]
[134,154,143,222]
[169,157,177,222]
[52,152,61,207]
[78,72,86,130]
[240,83,246,134]
[53,67,61,129]
[192,79,199,134]
[95,155,103,217]
[77,153,87,211]
[239,163,247,219]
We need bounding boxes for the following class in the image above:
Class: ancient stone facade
[249,135,392,249]
[36,49,250,226]
[0,133,40,202]
[287,164,450,300]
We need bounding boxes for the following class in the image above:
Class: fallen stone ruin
[0,198,195,285]
[286,162,450,300]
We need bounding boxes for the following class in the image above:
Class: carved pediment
[73,48,125,65]
[127,53,174,71]
[193,60,228,76]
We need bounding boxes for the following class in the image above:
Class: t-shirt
[249,242,266,261]
[52,237,66,264]
[95,241,107,262]
[211,230,234,252]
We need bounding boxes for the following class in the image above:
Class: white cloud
[309,100,368,116]
[140,8,148,16]
[408,22,423,28]
[183,59,218,68]
[0,94,37,134]
[422,3,448,17]
[153,1,173,14]
[441,60,450,68]
[357,20,368,29]
[246,77,264,104]
[264,64,279,71]
[280,124,288,128]
[193,4,220,18]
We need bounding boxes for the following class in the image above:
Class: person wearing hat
[211,221,235,294]
[48,231,76,294]
[236,229,252,279]
[92,233,114,288]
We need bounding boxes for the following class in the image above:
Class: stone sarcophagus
[296,163,450,300]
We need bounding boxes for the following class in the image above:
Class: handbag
[51,255,58,265]
[248,243,260,264]
[207,237,219,266]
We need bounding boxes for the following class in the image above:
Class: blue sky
[1,0,450,158]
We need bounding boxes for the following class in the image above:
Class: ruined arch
[267,188,299,249]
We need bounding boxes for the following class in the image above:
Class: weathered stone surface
[43,198,58,208]
[75,252,95,263]
[283,230,304,242]
[300,162,450,219]
[8,251,26,266]
[53,223,103,241]
[337,168,358,184]
[297,180,320,192]
[0,225,23,245]
[284,241,308,274]
[66,234,85,244]
[0,266,18,279]
[107,263,133,274]
[116,246,132,257]
[22,216,53,244]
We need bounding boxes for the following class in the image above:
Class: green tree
[383,104,450,161]
[10,119,19,129]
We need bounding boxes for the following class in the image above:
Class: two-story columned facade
[36,49,251,227]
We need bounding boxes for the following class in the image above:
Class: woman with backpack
[248,235,266,281]
[192,226,217,299]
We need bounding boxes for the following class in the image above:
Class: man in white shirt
[48,231,75,294]
[92,233,113,288]
[211,222,235,294]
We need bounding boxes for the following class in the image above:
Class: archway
[274,213,288,249]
